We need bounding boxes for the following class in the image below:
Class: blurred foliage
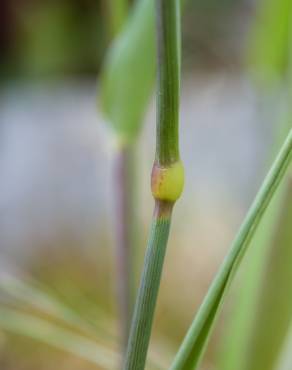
[219,0,292,369]
[241,182,292,370]
[0,0,106,79]
[100,0,155,143]
[169,130,292,370]
[0,0,248,80]
[248,0,292,86]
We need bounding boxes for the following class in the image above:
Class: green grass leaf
[169,129,292,370]
[218,124,292,370]
[0,273,168,370]
[238,179,292,370]
[100,0,155,143]
[0,274,114,341]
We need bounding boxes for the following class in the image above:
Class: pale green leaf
[100,0,155,143]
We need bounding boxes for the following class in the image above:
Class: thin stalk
[123,201,174,370]
[123,1,183,369]
[113,144,136,350]
[156,0,181,165]
[169,129,292,370]
[104,0,134,356]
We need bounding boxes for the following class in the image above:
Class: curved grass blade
[218,125,292,370]
[169,129,292,370]
[0,306,119,369]
[0,274,168,370]
[0,274,114,342]
[238,179,292,370]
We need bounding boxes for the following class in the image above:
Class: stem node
[151,161,184,202]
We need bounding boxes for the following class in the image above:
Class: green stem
[123,1,182,369]
[156,0,181,165]
[123,201,173,370]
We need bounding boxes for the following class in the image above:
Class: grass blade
[0,306,119,369]
[0,274,114,341]
[169,129,292,370]
[218,125,291,370]
[238,179,292,370]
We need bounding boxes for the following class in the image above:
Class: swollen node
[151,161,184,202]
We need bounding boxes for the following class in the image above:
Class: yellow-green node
[151,161,184,202]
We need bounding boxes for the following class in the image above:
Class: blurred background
[0,0,291,369]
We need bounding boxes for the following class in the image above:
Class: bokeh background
[0,0,291,369]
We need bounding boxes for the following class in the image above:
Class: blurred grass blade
[100,0,155,143]
[219,0,292,365]
[248,0,292,85]
[0,274,113,341]
[218,125,292,370]
[108,0,129,37]
[238,179,292,370]
[100,0,155,350]
[0,306,119,369]
[170,129,292,370]
[0,274,168,370]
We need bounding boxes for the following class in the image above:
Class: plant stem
[123,1,183,369]
[156,0,181,165]
[124,201,173,370]
[114,144,136,351]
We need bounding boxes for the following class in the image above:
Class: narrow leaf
[0,274,113,341]
[218,125,292,370]
[0,274,167,370]
[0,306,119,369]
[170,129,292,370]
[239,179,292,370]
